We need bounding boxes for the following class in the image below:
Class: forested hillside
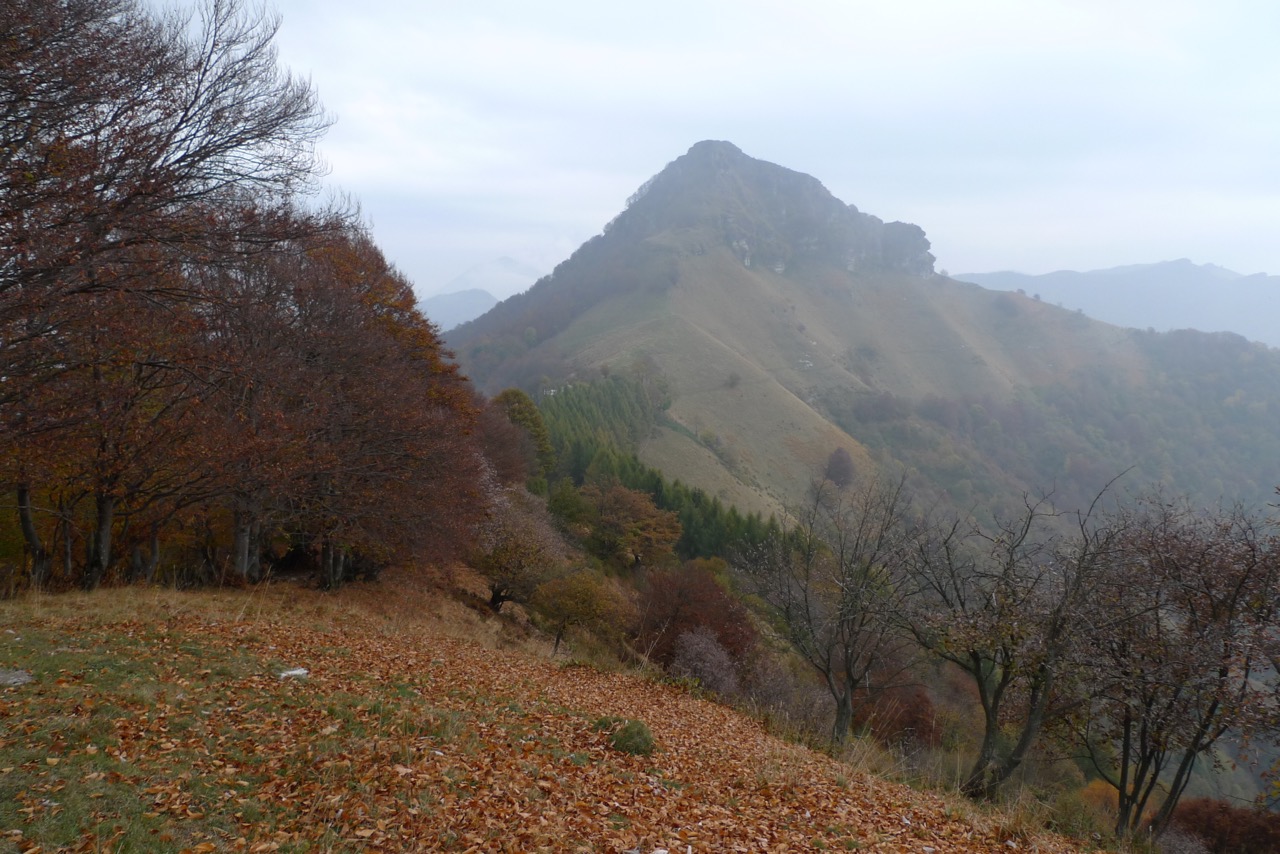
[0,0,514,591]
[7,6,1280,852]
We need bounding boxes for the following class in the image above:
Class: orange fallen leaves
[2,603,1084,853]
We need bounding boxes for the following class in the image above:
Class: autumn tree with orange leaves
[1,0,492,590]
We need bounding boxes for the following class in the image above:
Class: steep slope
[0,578,1078,852]
[956,260,1280,348]
[449,142,1280,517]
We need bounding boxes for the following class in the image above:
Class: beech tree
[1,0,330,400]
[0,0,327,285]
[278,230,484,587]
[2,0,335,585]
[478,489,566,612]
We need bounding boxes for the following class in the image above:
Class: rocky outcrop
[610,140,935,277]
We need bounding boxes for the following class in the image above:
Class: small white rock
[0,670,32,687]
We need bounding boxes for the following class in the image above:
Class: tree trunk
[962,704,1003,798]
[320,540,346,590]
[83,491,115,590]
[963,667,1054,800]
[962,663,1004,799]
[231,503,262,581]
[553,622,566,655]
[16,485,51,589]
[832,686,854,746]
[1114,712,1135,838]
[232,510,250,579]
[144,526,160,582]
[129,526,161,584]
[130,545,146,583]
[60,512,74,580]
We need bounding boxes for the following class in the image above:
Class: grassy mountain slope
[0,575,1077,853]
[450,142,1280,516]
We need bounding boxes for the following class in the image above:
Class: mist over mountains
[419,289,497,332]
[418,256,545,331]
[449,141,1280,518]
[956,261,1280,348]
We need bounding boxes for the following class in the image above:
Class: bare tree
[899,486,1125,799]
[1069,498,1280,840]
[738,474,915,745]
[0,0,330,306]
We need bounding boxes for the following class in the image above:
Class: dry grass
[0,572,1089,853]
[534,241,1149,516]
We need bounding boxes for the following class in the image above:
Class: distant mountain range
[419,257,544,331]
[420,289,499,332]
[955,261,1280,348]
[448,141,1280,517]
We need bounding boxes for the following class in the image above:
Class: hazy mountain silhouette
[955,261,1280,348]
[420,289,499,331]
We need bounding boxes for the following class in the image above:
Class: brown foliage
[1,0,497,590]
[475,395,532,487]
[581,484,681,569]
[635,562,756,667]
[851,682,940,748]
[1172,798,1280,853]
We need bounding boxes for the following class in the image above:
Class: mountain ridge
[449,142,1280,518]
[955,260,1280,347]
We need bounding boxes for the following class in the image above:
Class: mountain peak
[685,139,746,159]
[610,141,934,277]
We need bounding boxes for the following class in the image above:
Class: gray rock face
[610,140,935,278]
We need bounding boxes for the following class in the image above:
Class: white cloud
[258,0,1280,292]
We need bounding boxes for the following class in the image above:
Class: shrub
[850,682,940,748]
[823,447,855,488]
[1172,798,1280,853]
[635,564,756,666]
[670,627,740,697]
[1047,787,1110,841]
[603,718,656,756]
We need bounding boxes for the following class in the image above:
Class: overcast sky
[263,0,1280,298]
